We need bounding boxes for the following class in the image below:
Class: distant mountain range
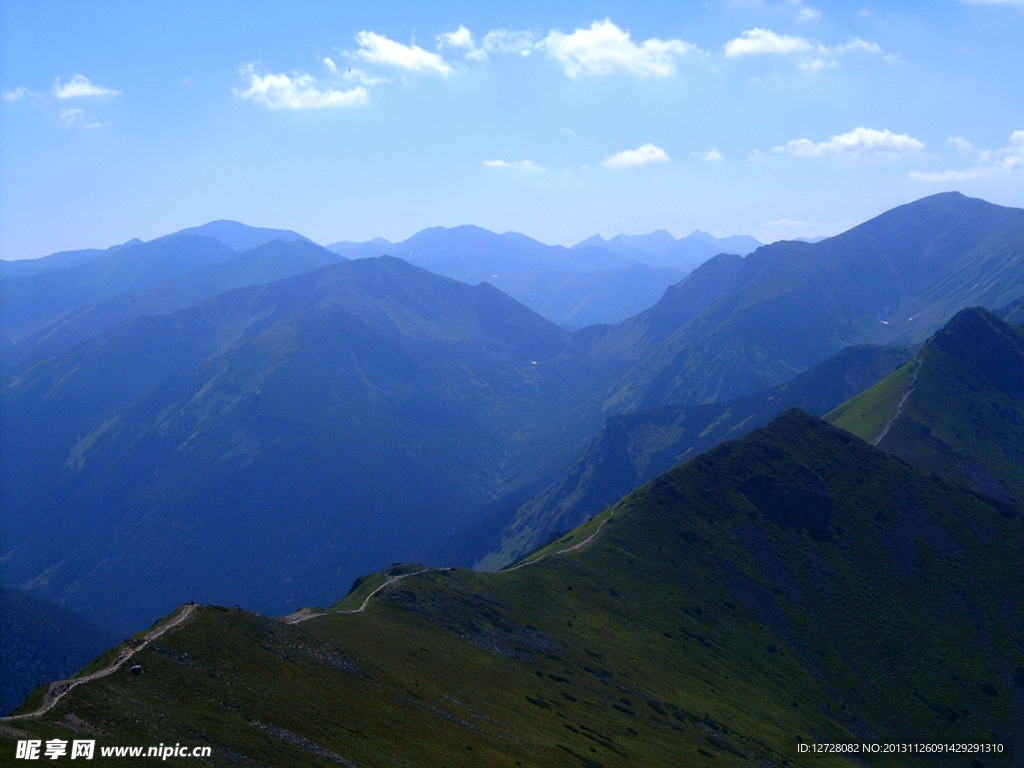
[573,228,762,271]
[2,191,1023,642]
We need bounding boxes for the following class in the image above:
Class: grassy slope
[825,361,911,442]
[828,308,1024,506]
[3,411,1022,767]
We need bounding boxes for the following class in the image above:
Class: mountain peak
[174,220,310,252]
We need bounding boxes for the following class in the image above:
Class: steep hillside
[4,411,1021,766]
[1,257,572,633]
[475,344,910,569]
[827,307,1024,506]
[597,192,1024,407]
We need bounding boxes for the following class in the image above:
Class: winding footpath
[872,361,920,447]
[1,603,197,722]
[505,515,612,572]
[5,516,615,719]
[290,515,613,624]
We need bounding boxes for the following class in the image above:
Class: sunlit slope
[828,307,1024,506]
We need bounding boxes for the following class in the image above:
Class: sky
[1,0,1022,259]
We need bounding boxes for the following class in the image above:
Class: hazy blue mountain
[8,411,1023,763]
[0,234,237,340]
[8,239,347,364]
[473,344,910,569]
[592,192,1024,409]
[386,225,635,284]
[1,257,572,633]
[172,219,311,251]
[0,587,116,715]
[829,307,1024,506]
[999,295,1024,326]
[572,229,761,270]
[486,263,686,329]
[0,238,144,278]
[688,229,762,255]
[4,192,1023,642]
[326,236,391,255]
[604,229,678,256]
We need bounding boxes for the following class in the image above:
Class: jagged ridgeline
[3,412,1021,766]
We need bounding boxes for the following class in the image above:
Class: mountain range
[3,192,1023,641]
[2,191,1024,763]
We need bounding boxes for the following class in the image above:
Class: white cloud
[724,29,813,57]
[774,127,924,159]
[483,159,546,171]
[911,130,1024,182]
[59,107,107,129]
[696,146,724,162]
[322,56,339,75]
[437,25,474,50]
[539,20,700,78]
[235,64,368,109]
[601,143,671,168]
[52,74,120,99]
[2,86,32,101]
[353,31,452,75]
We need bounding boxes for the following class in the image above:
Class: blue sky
[1,0,1022,259]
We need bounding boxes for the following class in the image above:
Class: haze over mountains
[2,192,1023,639]
[2,192,1024,753]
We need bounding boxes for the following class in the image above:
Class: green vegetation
[825,360,912,442]
[3,411,1020,766]
[828,307,1024,506]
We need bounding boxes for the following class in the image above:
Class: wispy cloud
[59,107,108,129]
[352,31,452,75]
[483,159,546,171]
[52,74,120,99]
[2,86,33,101]
[235,64,368,109]
[724,29,895,69]
[774,127,924,159]
[695,146,724,162]
[911,130,1024,182]
[540,20,701,78]
[479,29,537,59]
[601,143,671,168]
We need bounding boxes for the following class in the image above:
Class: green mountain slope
[827,307,1024,506]
[595,192,1024,407]
[4,411,1022,766]
[475,344,910,569]
[1,257,572,633]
